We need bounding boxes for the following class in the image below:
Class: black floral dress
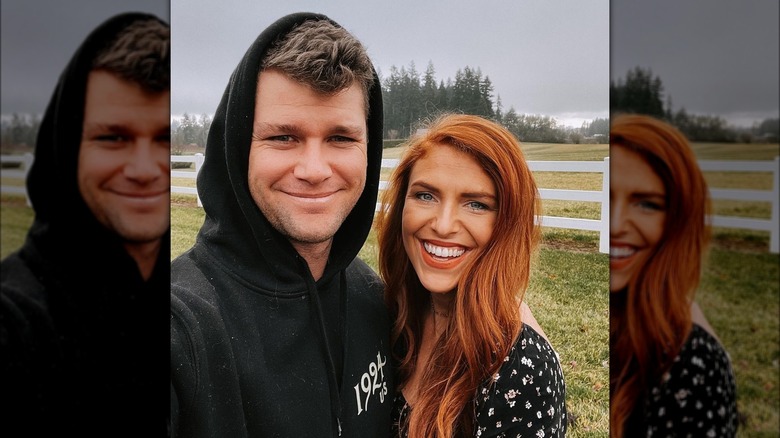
[628,323,738,437]
[391,324,567,437]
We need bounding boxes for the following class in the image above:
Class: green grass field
[2,141,778,436]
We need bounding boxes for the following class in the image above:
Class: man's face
[249,69,368,245]
[78,70,170,245]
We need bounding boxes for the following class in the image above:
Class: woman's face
[402,145,497,294]
[610,145,667,292]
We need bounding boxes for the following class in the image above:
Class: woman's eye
[415,192,434,202]
[638,200,664,211]
[467,201,489,211]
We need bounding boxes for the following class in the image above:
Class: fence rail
[166,154,780,254]
[0,153,33,206]
[3,153,778,253]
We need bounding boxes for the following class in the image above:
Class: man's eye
[269,135,294,142]
[331,135,356,142]
[95,134,127,142]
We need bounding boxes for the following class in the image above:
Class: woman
[609,114,737,437]
[377,114,567,437]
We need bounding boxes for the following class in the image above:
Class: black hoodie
[170,12,393,438]
[0,13,170,437]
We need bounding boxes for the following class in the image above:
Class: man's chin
[112,221,169,246]
[281,223,342,245]
[287,231,338,245]
[269,214,346,245]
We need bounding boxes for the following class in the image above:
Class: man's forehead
[253,121,366,135]
[86,69,170,96]
[256,69,370,116]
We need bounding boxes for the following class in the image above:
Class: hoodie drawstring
[298,256,343,436]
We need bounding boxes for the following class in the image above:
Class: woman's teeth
[424,242,466,258]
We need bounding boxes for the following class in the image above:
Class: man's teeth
[424,242,465,258]
[610,246,636,258]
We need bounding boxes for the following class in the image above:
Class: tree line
[380,61,608,144]
[611,66,779,143]
[0,114,41,153]
[7,66,778,152]
[3,60,615,153]
[171,113,211,154]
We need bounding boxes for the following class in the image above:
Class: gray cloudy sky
[171,0,610,127]
[612,0,779,126]
[6,1,772,128]
[0,0,169,117]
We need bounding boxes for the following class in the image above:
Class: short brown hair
[262,19,374,114]
[92,18,170,93]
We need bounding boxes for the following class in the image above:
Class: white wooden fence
[171,154,205,207]
[0,153,33,206]
[3,153,778,254]
[699,157,780,253]
[167,154,780,255]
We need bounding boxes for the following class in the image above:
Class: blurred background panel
[0,0,169,257]
[610,0,779,435]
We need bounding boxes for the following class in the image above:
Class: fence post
[194,153,204,207]
[599,157,609,254]
[22,153,34,207]
[771,156,779,253]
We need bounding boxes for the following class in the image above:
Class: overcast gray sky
[612,0,779,127]
[0,0,169,118]
[171,0,610,127]
[9,2,771,129]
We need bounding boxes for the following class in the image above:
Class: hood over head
[193,12,383,291]
[3,13,170,432]
[20,12,170,280]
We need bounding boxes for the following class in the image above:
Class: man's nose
[293,141,333,184]
[125,140,164,182]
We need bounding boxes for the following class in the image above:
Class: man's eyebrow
[252,123,366,138]
[330,125,366,137]
[253,123,300,134]
[82,123,132,135]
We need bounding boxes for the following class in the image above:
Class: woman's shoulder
[672,323,734,377]
[489,324,565,395]
[474,324,567,437]
[642,323,738,437]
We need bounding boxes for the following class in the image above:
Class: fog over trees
[611,66,779,143]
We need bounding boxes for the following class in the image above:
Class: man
[0,14,170,436]
[170,13,393,437]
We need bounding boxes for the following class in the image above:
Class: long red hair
[376,114,541,437]
[609,114,711,437]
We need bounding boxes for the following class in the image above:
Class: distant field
[689,142,780,160]
[8,141,779,256]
